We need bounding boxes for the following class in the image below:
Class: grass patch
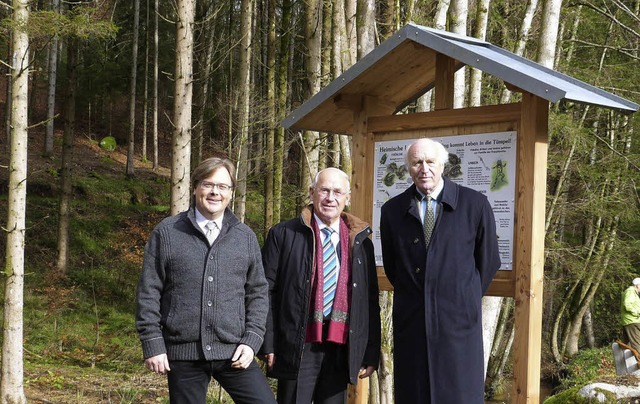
[0,167,174,401]
[556,347,617,391]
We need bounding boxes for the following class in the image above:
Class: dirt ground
[0,127,172,184]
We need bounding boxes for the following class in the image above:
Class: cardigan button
[206,345,211,351]
[415,267,422,273]
[207,300,213,306]
[353,283,357,288]
[413,238,419,244]
[208,276,213,282]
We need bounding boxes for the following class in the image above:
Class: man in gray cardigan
[136,157,275,403]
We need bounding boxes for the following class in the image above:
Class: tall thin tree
[300,0,322,194]
[44,0,60,157]
[273,0,292,223]
[264,0,277,234]
[56,37,78,275]
[1,0,29,401]
[233,0,253,221]
[126,0,141,177]
[450,0,468,108]
[152,0,159,170]
[141,0,150,162]
[171,0,196,214]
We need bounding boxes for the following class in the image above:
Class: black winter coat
[380,178,501,403]
[259,206,381,384]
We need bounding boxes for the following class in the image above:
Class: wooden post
[512,93,548,403]
[347,95,394,404]
[434,53,455,110]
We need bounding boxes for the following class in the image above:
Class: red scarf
[306,217,351,344]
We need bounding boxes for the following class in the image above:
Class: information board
[372,131,516,270]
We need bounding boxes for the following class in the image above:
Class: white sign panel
[372,132,516,270]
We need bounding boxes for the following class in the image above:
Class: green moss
[543,386,618,404]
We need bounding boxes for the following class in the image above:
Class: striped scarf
[306,217,351,344]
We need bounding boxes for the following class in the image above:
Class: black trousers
[167,359,275,404]
[276,341,349,404]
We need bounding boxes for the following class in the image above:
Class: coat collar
[299,205,371,242]
[401,177,459,215]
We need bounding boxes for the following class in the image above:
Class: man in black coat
[260,167,381,404]
[380,138,501,403]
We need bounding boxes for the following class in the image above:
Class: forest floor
[0,128,180,403]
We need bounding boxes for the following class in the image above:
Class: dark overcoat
[380,178,500,403]
[259,206,381,384]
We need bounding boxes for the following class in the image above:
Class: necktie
[205,221,219,245]
[321,227,338,317]
[423,196,435,246]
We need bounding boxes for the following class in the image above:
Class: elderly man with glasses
[260,167,381,404]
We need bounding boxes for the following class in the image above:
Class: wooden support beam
[368,103,521,133]
[434,53,455,110]
[512,93,547,404]
[350,96,389,222]
[348,95,392,404]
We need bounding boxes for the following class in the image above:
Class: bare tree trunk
[56,38,78,275]
[434,0,450,29]
[5,31,12,149]
[126,0,141,177]
[469,0,489,107]
[537,0,563,68]
[44,0,60,157]
[500,0,538,103]
[380,0,395,39]
[416,0,451,112]
[317,0,333,169]
[170,0,195,215]
[274,0,291,222]
[378,292,394,404]
[450,0,467,108]
[1,1,29,402]
[356,0,376,59]
[141,0,150,162]
[345,0,357,65]
[194,3,220,167]
[332,0,345,77]
[482,296,502,379]
[152,0,159,170]
[264,0,276,234]
[486,299,514,397]
[233,0,253,221]
[300,0,322,195]
[582,306,595,349]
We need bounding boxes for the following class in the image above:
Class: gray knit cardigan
[135,206,268,361]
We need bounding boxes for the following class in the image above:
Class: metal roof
[282,23,639,134]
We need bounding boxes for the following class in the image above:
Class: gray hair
[405,138,449,167]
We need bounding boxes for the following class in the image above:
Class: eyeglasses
[200,182,233,192]
[315,187,349,200]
